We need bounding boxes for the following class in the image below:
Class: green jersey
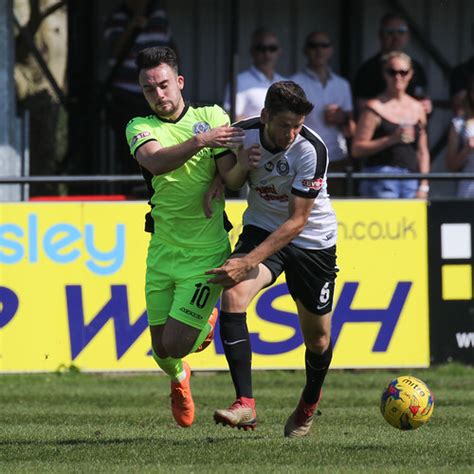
[126,103,230,248]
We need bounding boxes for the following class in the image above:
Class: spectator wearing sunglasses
[353,13,431,116]
[291,31,356,196]
[223,28,286,121]
[446,72,474,198]
[352,51,430,199]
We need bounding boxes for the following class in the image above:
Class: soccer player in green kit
[126,47,244,427]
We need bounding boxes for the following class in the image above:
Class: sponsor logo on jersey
[276,159,289,175]
[264,162,275,172]
[193,121,211,135]
[255,184,288,202]
[302,177,324,190]
[130,131,151,146]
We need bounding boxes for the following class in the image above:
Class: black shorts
[233,225,339,315]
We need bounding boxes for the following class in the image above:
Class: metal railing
[1,172,474,185]
[0,172,473,201]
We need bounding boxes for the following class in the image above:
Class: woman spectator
[446,73,474,198]
[352,51,430,198]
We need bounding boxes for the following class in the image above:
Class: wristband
[418,184,430,193]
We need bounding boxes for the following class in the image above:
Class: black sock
[302,341,333,405]
[219,311,253,399]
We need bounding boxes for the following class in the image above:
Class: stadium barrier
[427,200,473,364]
[0,173,472,371]
[0,199,436,372]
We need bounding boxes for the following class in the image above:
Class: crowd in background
[102,4,474,199]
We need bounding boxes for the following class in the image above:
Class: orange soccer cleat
[195,307,219,353]
[170,361,195,427]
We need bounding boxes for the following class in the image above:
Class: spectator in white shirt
[292,31,355,196]
[224,28,286,121]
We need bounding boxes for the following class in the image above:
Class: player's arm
[206,194,314,286]
[216,144,261,190]
[242,193,314,266]
[135,125,245,176]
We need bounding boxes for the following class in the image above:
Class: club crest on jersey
[264,162,274,172]
[130,131,151,146]
[193,121,211,135]
[302,178,324,190]
[276,159,289,175]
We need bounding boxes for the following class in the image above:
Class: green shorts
[145,236,230,330]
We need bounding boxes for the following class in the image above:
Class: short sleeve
[206,105,231,157]
[125,118,156,157]
[291,145,325,199]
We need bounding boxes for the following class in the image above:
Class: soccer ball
[380,375,434,430]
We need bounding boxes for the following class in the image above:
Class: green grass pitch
[0,364,472,473]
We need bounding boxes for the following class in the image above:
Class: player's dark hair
[136,46,178,73]
[264,81,314,117]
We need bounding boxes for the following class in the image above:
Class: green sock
[152,349,183,380]
[190,321,211,353]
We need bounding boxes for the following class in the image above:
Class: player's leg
[147,281,197,428]
[157,242,230,427]
[214,261,272,430]
[283,305,333,438]
[282,245,338,438]
[146,238,226,427]
[298,302,333,405]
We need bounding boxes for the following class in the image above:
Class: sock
[190,321,212,353]
[219,311,253,399]
[152,349,184,381]
[302,341,333,405]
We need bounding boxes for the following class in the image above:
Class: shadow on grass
[0,438,149,447]
[337,444,391,451]
[0,433,266,448]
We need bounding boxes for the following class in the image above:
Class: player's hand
[206,257,253,287]
[236,144,261,170]
[203,175,224,218]
[197,126,245,149]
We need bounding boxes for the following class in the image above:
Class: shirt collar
[250,65,277,82]
[303,66,333,81]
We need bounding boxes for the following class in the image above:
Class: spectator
[450,56,474,117]
[352,51,430,198]
[223,28,286,121]
[104,0,175,179]
[353,13,432,116]
[446,73,474,198]
[291,31,355,196]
